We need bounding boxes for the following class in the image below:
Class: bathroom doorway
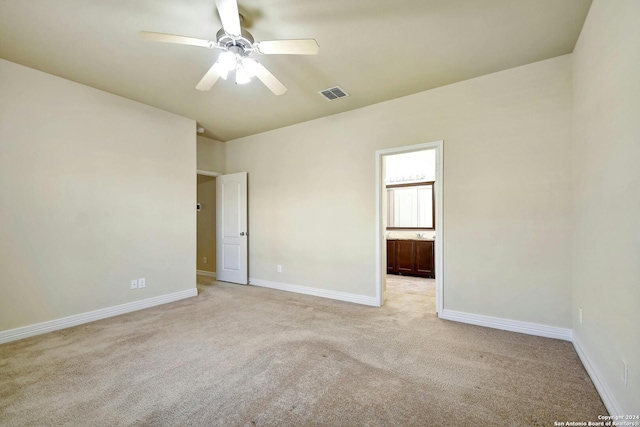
[375,141,443,314]
[197,172,218,279]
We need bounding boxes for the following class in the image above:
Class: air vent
[318,86,349,101]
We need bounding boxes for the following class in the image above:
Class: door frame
[197,169,221,177]
[375,141,444,313]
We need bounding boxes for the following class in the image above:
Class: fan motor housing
[216,28,254,55]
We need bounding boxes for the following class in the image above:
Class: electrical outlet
[623,360,628,386]
[138,278,146,288]
[203,256,208,264]
[130,279,138,290]
[579,307,583,324]
[277,265,282,273]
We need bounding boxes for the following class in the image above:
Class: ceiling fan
[139,0,319,95]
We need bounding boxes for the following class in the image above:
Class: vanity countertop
[386,238,434,241]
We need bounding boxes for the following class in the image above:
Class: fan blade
[255,39,319,55]
[252,62,287,96]
[139,31,214,48]
[196,64,221,91]
[215,0,242,36]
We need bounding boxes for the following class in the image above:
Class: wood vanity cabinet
[415,240,435,277]
[396,240,415,274]
[387,239,434,278]
[386,240,396,273]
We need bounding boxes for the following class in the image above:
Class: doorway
[197,171,219,279]
[375,141,443,314]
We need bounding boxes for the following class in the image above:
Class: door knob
[240,232,246,236]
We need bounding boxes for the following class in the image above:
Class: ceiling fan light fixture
[140,0,319,95]
[235,65,251,85]
[218,51,237,72]
[241,58,258,77]
[212,60,229,80]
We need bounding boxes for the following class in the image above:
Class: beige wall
[572,0,640,413]
[226,54,573,328]
[197,175,216,273]
[0,59,196,331]
[197,136,225,173]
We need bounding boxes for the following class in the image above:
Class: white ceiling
[0,0,592,141]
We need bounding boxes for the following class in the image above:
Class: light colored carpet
[0,275,606,426]
[385,274,436,315]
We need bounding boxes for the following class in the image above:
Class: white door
[216,172,248,284]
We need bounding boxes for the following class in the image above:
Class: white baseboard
[196,270,216,278]
[440,309,573,341]
[249,278,379,307]
[0,288,198,345]
[573,335,623,415]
